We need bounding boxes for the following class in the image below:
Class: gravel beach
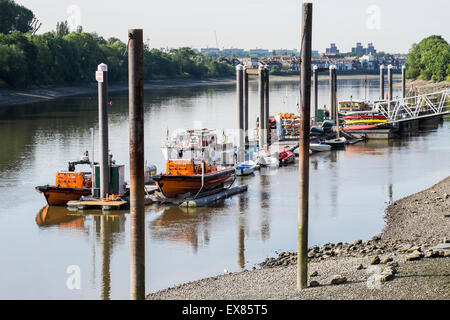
[147,177,450,300]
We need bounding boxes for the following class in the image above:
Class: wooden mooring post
[402,65,406,98]
[380,65,385,100]
[97,63,109,198]
[264,66,270,148]
[388,64,393,117]
[313,65,318,122]
[243,65,249,146]
[258,65,265,149]
[334,65,338,123]
[298,2,312,290]
[128,28,145,300]
[236,64,244,163]
[329,65,334,120]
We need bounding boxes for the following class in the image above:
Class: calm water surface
[0,76,448,299]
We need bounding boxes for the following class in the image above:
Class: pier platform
[342,128,397,140]
[147,185,248,207]
[180,185,248,207]
[67,198,128,210]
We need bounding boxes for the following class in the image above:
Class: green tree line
[0,0,234,88]
[405,35,450,82]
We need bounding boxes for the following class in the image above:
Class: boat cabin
[339,100,369,113]
[171,129,219,148]
[55,171,92,189]
[165,159,217,176]
[162,128,235,166]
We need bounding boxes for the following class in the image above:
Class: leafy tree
[405,35,450,82]
[0,31,37,85]
[0,44,27,86]
[56,21,70,37]
[0,0,34,34]
[0,1,235,88]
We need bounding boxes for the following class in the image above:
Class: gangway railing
[374,88,450,123]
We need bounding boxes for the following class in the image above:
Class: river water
[0,75,448,299]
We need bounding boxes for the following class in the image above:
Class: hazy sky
[16,0,450,53]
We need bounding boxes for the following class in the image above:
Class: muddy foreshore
[0,77,236,108]
[147,177,450,300]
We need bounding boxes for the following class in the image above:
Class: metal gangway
[374,88,450,123]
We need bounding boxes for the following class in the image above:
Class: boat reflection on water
[150,206,215,253]
[94,214,126,300]
[35,206,126,300]
[345,139,409,159]
[35,205,84,229]
[151,202,251,269]
[344,144,377,158]
[237,194,248,269]
[259,174,270,241]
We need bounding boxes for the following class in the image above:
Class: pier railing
[374,88,450,123]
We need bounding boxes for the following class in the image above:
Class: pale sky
[16,0,450,53]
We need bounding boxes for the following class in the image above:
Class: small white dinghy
[257,156,279,168]
[235,160,257,176]
[293,148,313,156]
[309,142,331,153]
[323,137,347,148]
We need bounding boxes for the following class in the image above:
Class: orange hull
[36,185,91,206]
[153,168,235,198]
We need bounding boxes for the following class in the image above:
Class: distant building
[217,57,241,67]
[352,42,376,55]
[237,57,259,68]
[351,42,364,55]
[325,43,339,54]
[359,54,375,70]
[221,48,246,57]
[249,48,270,57]
[312,50,319,57]
[200,47,220,56]
[272,48,299,56]
[366,42,376,55]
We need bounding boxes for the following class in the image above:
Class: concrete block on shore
[406,251,424,261]
[330,275,347,285]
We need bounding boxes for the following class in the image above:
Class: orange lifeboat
[152,159,235,199]
[35,156,93,206]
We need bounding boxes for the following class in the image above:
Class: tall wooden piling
[243,66,249,146]
[329,65,334,120]
[334,66,338,122]
[313,65,318,122]
[264,66,270,147]
[335,71,340,138]
[97,63,109,198]
[128,29,145,300]
[388,64,393,117]
[402,65,406,98]
[236,64,244,163]
[380,65,385,100]
[298,2,312,291]
[90,128,95,196]
[258,65,265,148]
